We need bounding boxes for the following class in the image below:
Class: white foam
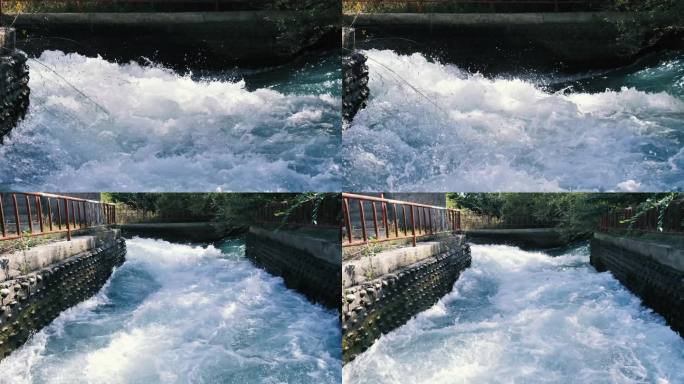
[0,51,341,191]
[0,238,341,383]
[343,243,684,384]
[343,50,684,191]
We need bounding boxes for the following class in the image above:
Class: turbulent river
[0,51,341,191]
[343,49,684,192]
[0,238,341,384]
[343,243,684,384]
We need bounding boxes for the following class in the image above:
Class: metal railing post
[64,198,71,241]
[410,206,416,247]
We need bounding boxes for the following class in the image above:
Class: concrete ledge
[1,229,120,279]
[343,239,452,288]
[591,233,684,337]
[343,12,681,70]
[249,226,340,266]
[3,10,340,68]
[343,11,638,26]
[594,232,684,272]
[245,226,340,309]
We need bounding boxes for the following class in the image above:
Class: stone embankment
[246,225,340,310]
[591,232,684,336]
[0,229,125,359]
[342,235,470,363]
[0,28,30,143]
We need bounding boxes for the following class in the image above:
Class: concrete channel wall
[591,232,684,336]
[2,11,339,68]
[344,12,682,69]
[466,228,566,248]
[342,235,471,363]
[0,28,30,143]
[245,226,341,310]
[0,229,126,359]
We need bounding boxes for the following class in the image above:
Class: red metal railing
[0,192,115,242]
[342,193,461,247]
[345,0,610,12]
[598,200,684,234]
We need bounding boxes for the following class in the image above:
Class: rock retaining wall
[342,236,470,363]
[591,234,684,337]
[342,51,369,124]
[0,237,126,359]
[0,28,30,143]
[245,227,340,310]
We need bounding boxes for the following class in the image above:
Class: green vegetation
[105,193,340,227]
[448,193,682,241]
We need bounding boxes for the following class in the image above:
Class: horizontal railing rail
[0,192,115,242]
[342,193,461,247]
[116,206,214,224]
[598,200,684,234]
[344,0,611,12]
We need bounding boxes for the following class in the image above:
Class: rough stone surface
[0,236,126,359]
[342,236,471,363]
[0,29,30,143]
[245,227,340,310]
[591,234,684,337]
[343,51,369,124]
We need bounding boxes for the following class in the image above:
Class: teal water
[0,237,341,384]
[344,243,684,383]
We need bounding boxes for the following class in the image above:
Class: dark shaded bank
[118,222,247,243]
[591,232,684,337]
[2,10,340,69]
[344,12,683,73]
[246,225,341,310]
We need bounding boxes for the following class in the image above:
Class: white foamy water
[0,51,341,191]
[0,237,341,384]
[342,50,684,191]
[344,243,684,384]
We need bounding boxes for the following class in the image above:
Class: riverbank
[343,12,683,71]
[2,10,340,69]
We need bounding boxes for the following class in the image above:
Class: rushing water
[0,51,341,191]
[342,49,684,192]
[0,237,341,384]
[344,243,684,384]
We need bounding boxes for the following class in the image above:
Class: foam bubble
[342,49,684,191]
[0,51,341,191]
[343,243,684,384]
[0,238,341,384]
